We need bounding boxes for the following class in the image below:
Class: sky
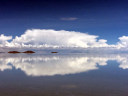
[0,0,128,48]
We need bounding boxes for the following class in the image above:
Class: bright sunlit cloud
[6,29,109,48]
[117,36,128,48]
[0,29,128,49]
[0,34,12,47]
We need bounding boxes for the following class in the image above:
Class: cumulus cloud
[117,36,128,49]
[8,29,110,48]
[0,29,128,50]
[60,17,78,21]
[0,34,12,47]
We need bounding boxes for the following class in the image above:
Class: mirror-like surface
[0,53,128,96]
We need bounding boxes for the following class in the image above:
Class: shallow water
[0,53,128,96]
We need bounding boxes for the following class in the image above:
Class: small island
[8,50,35,53]
[8,51,21,53]
[22,51,35,53]
[51,52,58,53]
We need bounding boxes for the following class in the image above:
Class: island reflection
[0,54,128,76]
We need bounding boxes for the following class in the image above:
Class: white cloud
[117,36,128,49]
[9,29,109,48]
[0,34,12,42]
[0,29,128,50]
[0,34,12,47]
[61,17,78,21]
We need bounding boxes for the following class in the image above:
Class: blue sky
[0,0,128,44]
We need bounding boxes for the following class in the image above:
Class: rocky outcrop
[22,51,35,53]
[8,51,21,53]
[51,52,58,53]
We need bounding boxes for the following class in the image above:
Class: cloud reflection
[0,54,128,76]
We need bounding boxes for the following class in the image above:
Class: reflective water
[0,53,128,96]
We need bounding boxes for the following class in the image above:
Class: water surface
[0,53,128,96]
